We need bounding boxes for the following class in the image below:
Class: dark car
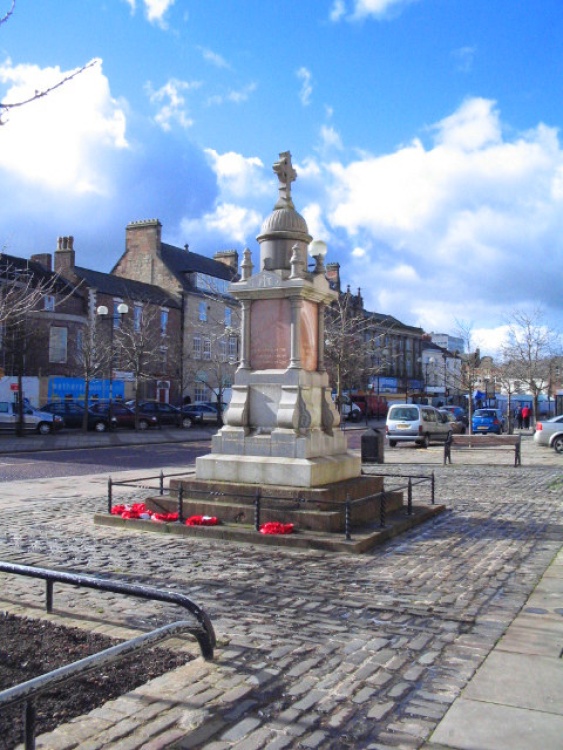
[440,405,469,427]
[40,401,114,432]
[182,403,221,425]
[439,410,466,434]
[132,400,192,428]
[89,402,158,430]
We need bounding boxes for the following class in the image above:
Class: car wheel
[37,422,52,435]
[94,421,107,433]
[552,436,563,453]
[389,440,397,448]
[181,416,193,429]
[349,411,361,422]
[138,419,149,431]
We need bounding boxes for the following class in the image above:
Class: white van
[386,404,451,448]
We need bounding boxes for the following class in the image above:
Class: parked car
[440,405,469,427]
[533,415,563,452]
[89,402,158,430]
[182,403,221,425]
[472,408,505,434]
[386,404,452,448]
[331,394,363,422]
[131,400,192,428]
[40,401,115,432]
[439,410,466,434]
[0,401,64,434]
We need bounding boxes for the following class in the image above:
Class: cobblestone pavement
[0,437,562,749]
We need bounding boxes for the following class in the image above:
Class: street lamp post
[96,303,128,427]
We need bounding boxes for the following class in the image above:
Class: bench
[444,433,521,467]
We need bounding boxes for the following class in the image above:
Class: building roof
[74,266,181,308]
[0,252,79,295]
[159,243,238,290]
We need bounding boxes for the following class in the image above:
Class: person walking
[521,404,531,429]
[516,407,523,429]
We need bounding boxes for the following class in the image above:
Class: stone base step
[94,503,446,554]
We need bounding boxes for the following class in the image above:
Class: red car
[89,402,159,430]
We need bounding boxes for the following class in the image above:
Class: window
[113,299,123,329]
[203,336,211,360]
[44,295,55,312]
[195,273,230,295]
[160,346,167,368]
[194,384,207,402]
[76,329,83,356]
[160,308,168,336]
[219,339,227,362]
[49,326,68,363]
[224,306,232,327]
[198,301,207,322]
[229,336,238,361]
[193,335,202,359]
[134,305,143,333]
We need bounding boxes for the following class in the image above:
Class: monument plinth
[196,151,361,488]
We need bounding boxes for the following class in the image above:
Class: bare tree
[501,307,561,424]
[454,319,482,433]
[113,306,168,428]
[1,1,98,125]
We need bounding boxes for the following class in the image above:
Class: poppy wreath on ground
[259,522,294,535]
[152,511,179,523]
[110,503,178,523]
[185,515,220,526]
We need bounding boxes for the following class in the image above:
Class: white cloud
[125,0,175,27]
[0,58,127,194]
[206,83,257,107]
[204,149,268,201]
[307,97,563,349]
[297,67,313,106]
[330,0,418,21]
[145,78,200,130]
[181,203,261,246]
[319,124,344,153]
[351,246,366,258]
[199,47,230,69]
[453,46,477,73]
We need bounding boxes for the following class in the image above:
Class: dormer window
[44,295,55,311]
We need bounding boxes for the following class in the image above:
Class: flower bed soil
[0,612,192,750]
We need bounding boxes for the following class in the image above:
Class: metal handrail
[0,620,204,750]
[0,562,216,659]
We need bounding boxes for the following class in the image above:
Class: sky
[1,0,563,356]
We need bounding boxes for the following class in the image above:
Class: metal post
[407,478,413,515]
[159,470,164,496]
[107,476,113,514]
[177,484,184,524]
[254,490,261,531]
[380,492,386,528]
[46,580,53,613]
[24,700,36,750]
[431,471,435,504]
[345,495,352,540]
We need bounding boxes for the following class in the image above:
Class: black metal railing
[107,470,436,543]
[0,561,215,750]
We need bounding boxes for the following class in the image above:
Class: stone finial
[241,248,253,281]
[289,244,304,279]
[273,151,297,210]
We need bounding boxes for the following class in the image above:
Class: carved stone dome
[258,207,309,238]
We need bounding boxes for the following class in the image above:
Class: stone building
[112,219,240,404]
[325,262,426,397]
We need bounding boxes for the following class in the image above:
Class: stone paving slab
[0,436,561,749]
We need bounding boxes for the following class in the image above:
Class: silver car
[0,401,64,434]
[386,404,452,448]
[533,415,563,452]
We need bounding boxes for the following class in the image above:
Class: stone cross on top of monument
[273,150,297,210]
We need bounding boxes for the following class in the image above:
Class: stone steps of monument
[143,490,404,534]
[94,502,446,554]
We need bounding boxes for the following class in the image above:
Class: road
[0,440,211,482]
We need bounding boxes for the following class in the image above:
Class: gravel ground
[0,613,192,750]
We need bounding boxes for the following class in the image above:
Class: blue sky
[1,0,563,354]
